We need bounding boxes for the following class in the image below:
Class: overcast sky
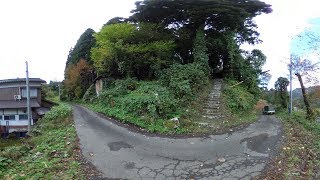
[0,0,319,89]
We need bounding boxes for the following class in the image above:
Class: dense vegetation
[0,104,84,179]
[62,0,272,133]
[260,69,320,179]
[260,109,320,179]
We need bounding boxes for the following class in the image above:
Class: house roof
[0,78,46,84]
[0,100,40,109]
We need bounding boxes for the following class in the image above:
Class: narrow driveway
[73,105,282,179]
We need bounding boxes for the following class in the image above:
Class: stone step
[205,102,220,106]
[203,106,220,111]
[198,79,224,121]
[204,112,221,116]
[202,115,225,119]
[208,97,220,100]
[209,93,221,96]
[198,122,209,126]
[206,101,220,105]
[207,103,220,106]
[203,106,220,110]
[203,112,221,116]
[203,107,221,112]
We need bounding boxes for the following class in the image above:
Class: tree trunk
[295,73,314,119]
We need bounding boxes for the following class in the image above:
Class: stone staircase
[196,78,224,126]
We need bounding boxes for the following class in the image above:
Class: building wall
[0,87,20,101]
[0,108,33,133]
[0,86,42,103]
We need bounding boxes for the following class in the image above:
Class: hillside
[292,86,319,99]
[62,0,272,134]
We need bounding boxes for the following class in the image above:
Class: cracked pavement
[73,105,282,179]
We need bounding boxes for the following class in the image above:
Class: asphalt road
[73,105,282,179]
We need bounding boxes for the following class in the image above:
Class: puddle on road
[108,141,133,151]
[240,133,269,153]
[124,162,136,169]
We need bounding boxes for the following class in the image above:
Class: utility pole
[58,83,61,100]
[289,57,293,114]
[26,61,32,133]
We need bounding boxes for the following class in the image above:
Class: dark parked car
[263,105,275,115]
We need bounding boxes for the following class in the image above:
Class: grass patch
[0,104,84,179]
[259,110,320,179]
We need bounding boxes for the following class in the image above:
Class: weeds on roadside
[0,104,83,179]
[259,110,320,179]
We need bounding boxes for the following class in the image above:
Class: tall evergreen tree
[66,28,96,66]
[130,0,272,74]
[275,77,289,109]
[64,28,96,100]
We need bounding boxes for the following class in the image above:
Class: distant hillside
[292,86,319,99]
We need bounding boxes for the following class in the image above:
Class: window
[21,89,37,98]
[4,115,16,120]
[0,116,2,120]
[19,114,28,120]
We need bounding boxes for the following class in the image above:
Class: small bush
[0,145,30,159]
[97,81,178,119]
[98,78,139,104]
[0,157,11,170]
[161,63,209,101]
[223,79,257,113]
[42,104,72,122]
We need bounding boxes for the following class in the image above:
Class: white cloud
[0,0,319,89]
[248,0,320,89]
[0,0,136,82]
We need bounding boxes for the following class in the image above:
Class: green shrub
[96,81,178,119]
[161,63,209,101]
[0,145,30,159]
[117,82,178,118]
[42,104,72,122]
[223,79,257,113]
[99,78,139,104]
[0,157,11,170]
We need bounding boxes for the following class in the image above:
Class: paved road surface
[73,105,282,179]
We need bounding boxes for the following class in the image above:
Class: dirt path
[73,105,282,179]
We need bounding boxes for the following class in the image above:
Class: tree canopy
[66,28,96,66]
[130,0,271,40]
[275,77,289,109]
[63,29,96,100]
[130,0,271,79]
[63,0,271,104]
[91,23,176,79]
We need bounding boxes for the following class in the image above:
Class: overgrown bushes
[98,80,177,118]
[260,110,320,179]
[84,60,210,133]
[223,79,257,113]
[0,104,82,179]
[161,63,209,101]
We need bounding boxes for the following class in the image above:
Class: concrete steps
[200,78,224,122]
